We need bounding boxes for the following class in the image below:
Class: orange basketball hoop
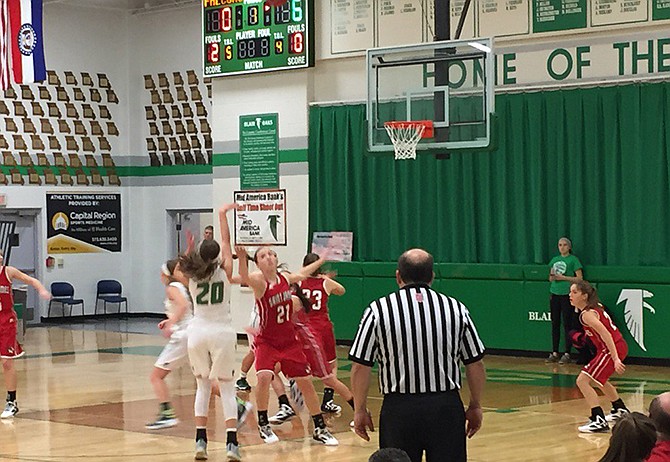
[383,120,434,160]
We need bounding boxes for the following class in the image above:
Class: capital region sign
[47,194,121,253]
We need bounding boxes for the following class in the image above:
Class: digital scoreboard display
[203,0,314,77]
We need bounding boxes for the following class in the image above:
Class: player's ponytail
[573,280,600,307]
[290,283,312,313]
[179,240,220,281]
[162,258,179,283]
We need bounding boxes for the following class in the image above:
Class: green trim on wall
[0,149,308,179]
[212,148,307,167]
[0,165,111,176]
[114,165,213,177]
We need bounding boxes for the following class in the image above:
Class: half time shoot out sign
[203,0,314,77]
[234,189,286,246]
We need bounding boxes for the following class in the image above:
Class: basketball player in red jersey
[296,253,354,414]
[236,246,338,446]
[570,280,630,433]
[0,249,51,418]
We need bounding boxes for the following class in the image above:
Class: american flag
[0,0,10,91]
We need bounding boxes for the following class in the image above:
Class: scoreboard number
[202,0,314,77]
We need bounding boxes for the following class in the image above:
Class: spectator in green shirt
[546,237,583,364]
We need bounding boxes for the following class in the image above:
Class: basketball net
[384,122,426,160]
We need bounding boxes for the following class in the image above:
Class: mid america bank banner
[47,193,121,253]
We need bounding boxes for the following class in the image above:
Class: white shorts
[187,319,237,380]
[154,328,189,371]
[247,308,260,349]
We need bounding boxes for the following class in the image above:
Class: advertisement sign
[47,193,121,253]
[234,189,286,246]
[239,113,279,191]
[311,231,353,261]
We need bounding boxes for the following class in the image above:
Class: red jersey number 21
[276,302,291,324]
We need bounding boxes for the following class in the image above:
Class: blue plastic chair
[95,280,128,314]
[48,282,84,317]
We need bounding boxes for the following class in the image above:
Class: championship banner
[46,193,121,253]
[233,189,286,246]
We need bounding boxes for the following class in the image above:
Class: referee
[350,248,487,462]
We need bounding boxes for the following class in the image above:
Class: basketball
[265,0,289,6]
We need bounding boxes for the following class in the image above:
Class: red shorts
[296,323,332,379]
[582,340,628,386]
[309,321,337,364]
[0,314,24,359]
[254,337,311,378]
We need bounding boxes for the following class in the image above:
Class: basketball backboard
[367,38,495,154]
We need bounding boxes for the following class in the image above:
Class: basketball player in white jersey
[179,203,245,461]
[146,258,192,429]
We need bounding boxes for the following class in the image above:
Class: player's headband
[161,264,171,276]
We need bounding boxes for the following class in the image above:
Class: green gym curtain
[308,82,670,265]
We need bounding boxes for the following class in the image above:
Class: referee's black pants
[379,390,466,462]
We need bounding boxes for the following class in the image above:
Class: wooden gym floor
[1,322,668,462]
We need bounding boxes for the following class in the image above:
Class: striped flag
[0,0,10,91]
[8,0,45,84]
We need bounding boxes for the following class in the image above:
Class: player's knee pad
[194,377,212,417]
[217,380,237,420]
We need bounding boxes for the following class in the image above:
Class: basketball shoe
[226,442,241,461]
[194,438,208,460]
[313,426,339,445]
[259,424,279,444]
[321,400,342,414]
[269,403,296,425]
[145,408,178,430]
[1,401,18,419]
[578,415,609,433]
[605,407,629,422]
[235,377,251,392]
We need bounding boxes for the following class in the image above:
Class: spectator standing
[203,225,214,241]
[547,237,583,364]
[349,248,486,462]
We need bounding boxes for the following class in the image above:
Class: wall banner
[311,231,353,261]
[239,113,279,191]
[234,189,286,246]
[46,193,121,253]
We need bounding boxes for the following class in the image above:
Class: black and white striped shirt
[349,283,486,395]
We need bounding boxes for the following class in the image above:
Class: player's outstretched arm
[235,247,266,298]
[227,246,249,285]
[7,267,51,300]
[218,203,238,273]
[324,277,345,296]
[287,252,330,284]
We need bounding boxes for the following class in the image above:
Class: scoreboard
[202,0,314,77]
